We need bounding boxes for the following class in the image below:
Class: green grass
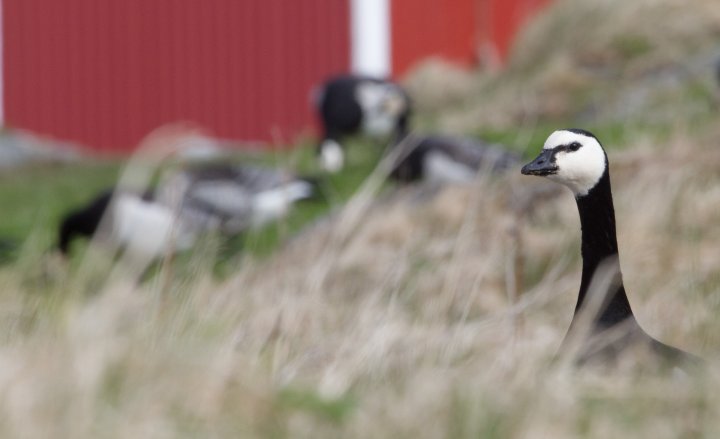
[3,2,720,436]
[275,387,357,424]
[0,139,389,268]
[476,117,693,158]
[0,161,122,259]
[611,34,654,60]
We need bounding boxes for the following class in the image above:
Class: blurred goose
[315,74,411,173]
[521,129,698,366]
[58,164,315,258]
[58,189,197,259]
[157,164,316,235]
[390,134,520,184]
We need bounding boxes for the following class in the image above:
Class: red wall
[391,0,551,76]
[477,0,551,61]
[391,0,477,76]
[3,0,350,153]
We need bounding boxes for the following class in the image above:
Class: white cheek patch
[544,130,607,196]
[362,112,396,138]
[384,94,407,116]
[356,82,403,138]
[355,82,386,110]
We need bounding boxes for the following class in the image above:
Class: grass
[0,137,389,269]
[3,124,717,437]
[2,0,720,436]
[475,116,690,159]
[239,137,389,258]
[405,0,720,144]
[0,161,121,248]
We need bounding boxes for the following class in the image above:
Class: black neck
[571,168,635,330]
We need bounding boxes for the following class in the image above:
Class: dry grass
[0,123,719,437]
[405,0,720,135]
[3,0,720,436]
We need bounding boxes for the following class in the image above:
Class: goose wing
[164,164,304,234]
[422,135,520,172]
[229,165,296,192]
[391,135,519,183]
[180,179,255,234]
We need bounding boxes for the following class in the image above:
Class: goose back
[390,134,519,183]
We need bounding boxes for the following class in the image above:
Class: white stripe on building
[350,0,391,77]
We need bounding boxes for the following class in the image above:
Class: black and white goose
[315,74,411,173]
[58,188,199,262]
[158,164,316,234]
[58,164,315,258]
[389,134,520,184]
[521,129,697,366]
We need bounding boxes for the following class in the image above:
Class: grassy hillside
[405,0,720,152]
[1,0,720,437]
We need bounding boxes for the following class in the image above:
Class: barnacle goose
[57,189,193,258]
[156,164,316,234]
[521,129,698,366]
[389,134,520,184]
[314,74,411,173]
[58,164,315,258]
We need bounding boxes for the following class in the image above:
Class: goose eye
[568,142,581,151]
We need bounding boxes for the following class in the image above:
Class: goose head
[521,129,607,197]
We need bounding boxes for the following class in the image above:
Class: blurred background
[2,0,547,151]
[1,0,720,437]
[0,0,558,260]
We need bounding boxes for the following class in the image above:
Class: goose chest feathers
[521,129,699,367]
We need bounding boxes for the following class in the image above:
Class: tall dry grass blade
[304,134,423,294]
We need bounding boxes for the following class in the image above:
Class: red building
[1,0,550,153]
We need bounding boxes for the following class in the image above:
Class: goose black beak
[521,150,558,176]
